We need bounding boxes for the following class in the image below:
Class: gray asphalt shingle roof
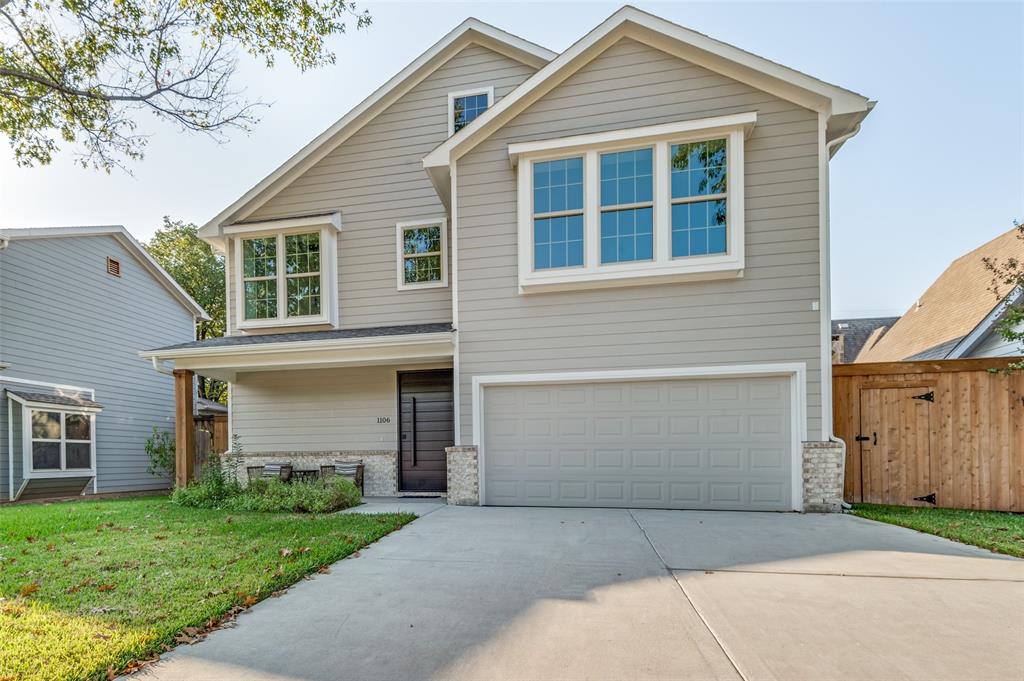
[831,317,900,363]
[148,322,454,352]
[5,390,103,409]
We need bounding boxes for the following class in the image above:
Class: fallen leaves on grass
[18,582,38,598]
[97,584,116,592]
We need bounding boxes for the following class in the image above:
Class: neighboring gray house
[857,226,1024,363]
[831,317,899,363]
[143,7,873,512]
[0,226,207,501]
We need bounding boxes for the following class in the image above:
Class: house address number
[377,416,391,424]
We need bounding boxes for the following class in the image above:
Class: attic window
[106,257,121,277]
[448,87,493,136]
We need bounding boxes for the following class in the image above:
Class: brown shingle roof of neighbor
[856,226,1024,363]
[5,390,103,410]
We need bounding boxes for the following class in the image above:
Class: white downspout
[821,118,863,510]
[150,356,175,376]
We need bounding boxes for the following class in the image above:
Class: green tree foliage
[0,0,370,170]
[982,218,1024,370]
[147,217,227,401]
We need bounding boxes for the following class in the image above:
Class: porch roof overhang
[140,323,455,381]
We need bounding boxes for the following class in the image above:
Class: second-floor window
[448,87,493,136]
[397,219,448,290]
[241,232,322,321]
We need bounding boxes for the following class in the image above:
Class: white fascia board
[139,332,455,361]
[507,112,756,166]
[198,19,554,239]
[423,5,871,171]
[948,286,1024,358]
[0,225,209,321]
[223,212,342,236]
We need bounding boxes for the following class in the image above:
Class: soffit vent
[106,257,121,277]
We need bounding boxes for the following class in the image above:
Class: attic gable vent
[106,257,121,277]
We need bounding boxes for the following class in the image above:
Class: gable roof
[422,4,873,191]
[831,316,899,363]
[856,227,1024,363]
[0,225,209,320]
[198,18,555,246]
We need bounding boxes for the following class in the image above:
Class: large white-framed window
[448,86,494,137]
[511,113,754,293]
[229,214,340,330]
[396,219,448,290]
[28,409,95,473]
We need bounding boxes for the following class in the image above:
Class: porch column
[173,369,195,487]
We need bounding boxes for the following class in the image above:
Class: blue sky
[0,1,1020,318]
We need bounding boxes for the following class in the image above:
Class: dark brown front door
[398,369,454,493]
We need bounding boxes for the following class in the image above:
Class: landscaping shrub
[172,471,361,513]
[170,451,241,508]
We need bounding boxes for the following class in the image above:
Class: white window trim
[448,86,494,137]
[396,218,449,291]
[232,217,340,330]
[16,403,99,478]
[512,113,754,294]
[471,362,807,512]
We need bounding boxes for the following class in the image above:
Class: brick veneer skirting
[233,451,397,497]
[445,446,479,506]
[801,441,845,513]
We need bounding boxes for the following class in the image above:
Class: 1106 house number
[377,416,391,424]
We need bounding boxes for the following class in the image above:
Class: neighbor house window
[511,113,750,292]
[448,87,493,136]
[30,410,92,471]
[533,157,584,270]
[600,148,653,264]
[397,219,448,290]
[670,139,727,257]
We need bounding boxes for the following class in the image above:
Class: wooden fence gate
[834,358,1024,512]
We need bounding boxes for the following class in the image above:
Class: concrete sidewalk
[140,505,1024,681]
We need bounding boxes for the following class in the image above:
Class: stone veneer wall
[445,446,479,506]
[234,451,398,497]
[801,441,845,513]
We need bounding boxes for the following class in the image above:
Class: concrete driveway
[141,502,1024,681]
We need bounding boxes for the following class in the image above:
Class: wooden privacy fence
[193,413,228,477]
[833,358,1024,512]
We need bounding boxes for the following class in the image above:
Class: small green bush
[170,451,241,508]
[172,474,361,514]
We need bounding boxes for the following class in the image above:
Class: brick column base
[445,446,479,506]
[802,441,845,512]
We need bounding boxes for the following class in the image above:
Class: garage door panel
[482,376,794,511]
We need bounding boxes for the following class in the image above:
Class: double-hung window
[532,158,584,270]
[30,410,93,471]
[231,214,340,329]
[397,219,448,289]
[513,113,751,292]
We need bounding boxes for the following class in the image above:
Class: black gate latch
[911,391,935,402]
[913,492,937,505]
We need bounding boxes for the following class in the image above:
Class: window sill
[519,260,743,294]
[237,315,334,331]
[27,469,95,478]
[397,280,449,292]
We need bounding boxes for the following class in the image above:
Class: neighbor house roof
[831,316,899,363]
[857,227,1024,363]
[0,225,209,320]
[422,4,874,195]
[197,19,555,246]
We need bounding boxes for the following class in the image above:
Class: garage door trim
[472,363,807,511]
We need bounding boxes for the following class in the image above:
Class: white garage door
[482,376,794,511]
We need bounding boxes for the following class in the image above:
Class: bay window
[30,409,93,472]
[512,113,753,293]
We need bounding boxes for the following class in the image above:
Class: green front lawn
[0,496,414,681]
[852,503,1024,558]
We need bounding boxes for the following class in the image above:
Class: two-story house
[1,226,207,501]
[143,7,873,512]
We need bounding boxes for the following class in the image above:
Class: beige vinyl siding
[455,37,825,442]
[231,364,451,452]
[226,44,538,334]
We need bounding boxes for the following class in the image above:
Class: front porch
[140,323,457,493]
